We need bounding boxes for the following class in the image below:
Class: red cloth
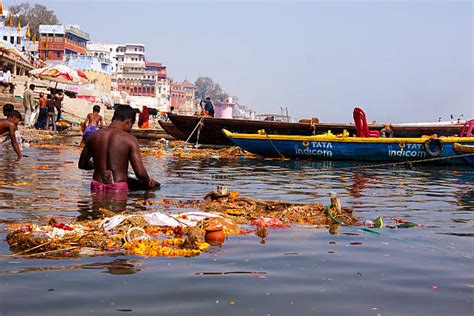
[138,106,150,128]
[91,180,129,192]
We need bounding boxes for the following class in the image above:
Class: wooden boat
[453,143,474,167]
[158,120,187,141]
[223,129,474,165]
[169,114,465,146]
[131,128,173,140]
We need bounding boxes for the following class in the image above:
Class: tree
[194,76,229,105]
[8,3,60,35]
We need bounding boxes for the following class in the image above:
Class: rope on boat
[264,132,286,159]
[185,116,205,145]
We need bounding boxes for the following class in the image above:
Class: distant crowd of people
[22,84,64,131]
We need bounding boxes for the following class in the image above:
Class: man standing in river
[78,105,158,191]
[0,110,22,159]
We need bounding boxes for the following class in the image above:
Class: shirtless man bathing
[78,105,158,192]
[0,110,22,159]
[80,105,104,148]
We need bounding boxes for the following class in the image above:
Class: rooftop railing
[65,26,91,41]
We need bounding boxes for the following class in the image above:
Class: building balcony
[124,49,145,55]
[38,41,64,50]
[65,26,91,41]
[127,63,145,68]
[64,42,87,55]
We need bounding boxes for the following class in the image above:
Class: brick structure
[38,25,90,61]
[170,79,195,112]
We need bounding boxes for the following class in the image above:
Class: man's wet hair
[112,105,136,125]
[93,105,100,113]
[8,110,22,120]
[3,103,14,116]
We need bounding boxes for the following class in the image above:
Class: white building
[87,42,117,71]
[88,42,170,111]
[0,10,36,54]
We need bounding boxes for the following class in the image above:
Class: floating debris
[5,189,357,259]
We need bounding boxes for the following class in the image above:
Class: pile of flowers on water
[140,142,257,160]
[5,189,358,259]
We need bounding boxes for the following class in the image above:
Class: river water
[0,142,473,316]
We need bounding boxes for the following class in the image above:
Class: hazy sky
[9,0,473,122]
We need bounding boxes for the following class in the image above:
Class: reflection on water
[0,259,142,276]
[0,145,473,316]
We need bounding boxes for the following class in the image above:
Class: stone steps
[0,93,24,114]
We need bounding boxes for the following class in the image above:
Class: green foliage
[8,2,60,35]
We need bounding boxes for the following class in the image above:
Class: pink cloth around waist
[91,180,129,192]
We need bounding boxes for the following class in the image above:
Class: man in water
[80,105,103,147]
[78,105,158,192]
[3,103,13,117]
[0,110,22,159]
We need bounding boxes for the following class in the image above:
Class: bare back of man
[86,112,103,127]
[0,111,22,159]
[86,128,139,183]
[79,105,157,191]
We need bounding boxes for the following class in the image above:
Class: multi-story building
[170,79,195,113]
[114,43,148,96]
[88,42,170,110]
[87,43,117,70]
[0,9,36,54]
[38,24,90,61]
[64,54,112,74]
[146,61,169,110]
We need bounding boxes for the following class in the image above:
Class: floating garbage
[140,142,257,160]
[5,188,358,259]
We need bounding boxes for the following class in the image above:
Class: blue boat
[223,129,474,165]
[453,143,474,167]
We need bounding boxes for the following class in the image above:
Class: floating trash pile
[5,189,357,259]
[140,142,257,160]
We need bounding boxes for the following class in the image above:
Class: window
[10,36,14,44]
[110,48,112,52]
[56,51,61,58]
[3,36,6,41]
